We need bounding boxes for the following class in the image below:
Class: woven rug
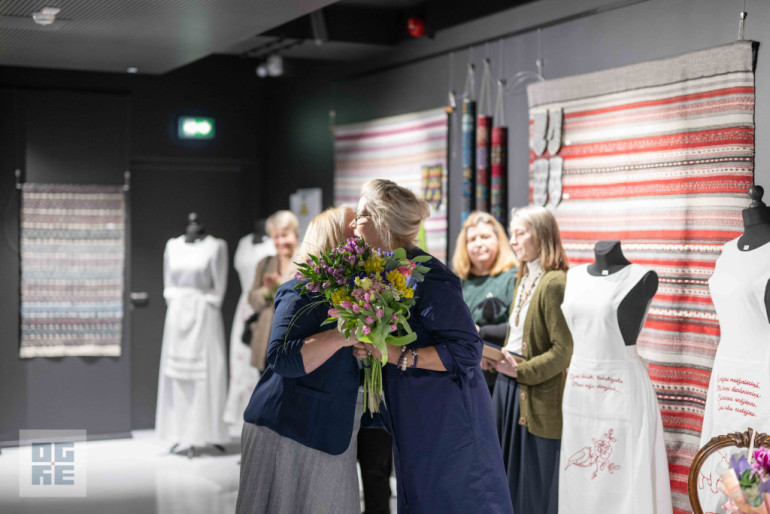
[334,108,448,261]
[20,183,125,358]
[527,41,756,513]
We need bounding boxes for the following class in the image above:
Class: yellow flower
[386,270,406,289]
[355,276,372,291]
[399,286,414,299]
[364,255,385,274]
[331,287,351,305]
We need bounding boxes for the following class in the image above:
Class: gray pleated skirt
[235,418,360,514]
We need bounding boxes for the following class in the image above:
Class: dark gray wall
[262,0,770,259]
[0,57,267,443]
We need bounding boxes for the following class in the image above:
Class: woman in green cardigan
[481,205,573,514]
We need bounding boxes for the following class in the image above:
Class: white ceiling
[0,0,339,74]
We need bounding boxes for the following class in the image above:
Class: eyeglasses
[352,212,371,227]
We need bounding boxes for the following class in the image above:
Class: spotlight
[256,64,268,77]
[255,55,283,78]
[32,6,60,26]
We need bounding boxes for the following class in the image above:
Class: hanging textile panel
[461,99,476,223]
[334,107,448,262]
[20,183,126,358]
[527,41,755,514]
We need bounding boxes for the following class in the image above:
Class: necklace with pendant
[513,269,544,327]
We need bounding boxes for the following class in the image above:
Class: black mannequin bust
[588,240,658,346]
[735,185,770,323]
[252,218,268,244]
[184,212,206,243]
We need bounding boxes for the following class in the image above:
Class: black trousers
[357,427,393,514]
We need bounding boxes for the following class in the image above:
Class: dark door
[129,163,243,430]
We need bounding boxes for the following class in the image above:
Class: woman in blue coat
[351,179,513,514]
[236,206,361,514]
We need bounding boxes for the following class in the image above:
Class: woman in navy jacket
[235,206,361,514]
[351,179,513,514]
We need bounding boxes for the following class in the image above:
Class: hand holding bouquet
[293,237,430,412]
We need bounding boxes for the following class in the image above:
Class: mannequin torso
[587,240,657,346]
[735,185,770,322]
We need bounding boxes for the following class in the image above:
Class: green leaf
[415,266,430,274]
[386,332,417,346]
[411,271,424,281]
[411,255,432,263]
[392,248,406,260]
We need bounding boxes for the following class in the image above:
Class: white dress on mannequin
[698,238,770,512]
[156,235,229,446]
[559,263,671,514]
[223,234,275,431]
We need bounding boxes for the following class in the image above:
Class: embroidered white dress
[698,238,770,512]
[559,264,671,514]
[156,235,229,446]
[223,234,275,430]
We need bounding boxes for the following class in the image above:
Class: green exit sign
[178,116,215,139]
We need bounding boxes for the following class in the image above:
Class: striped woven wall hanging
[333,107,449,262]
[527,40,756,514]
[19,183,126,357]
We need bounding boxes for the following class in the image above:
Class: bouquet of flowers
[720,447,770,513]
[292,237,430,412]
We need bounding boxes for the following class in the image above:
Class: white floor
[0,430,396,514]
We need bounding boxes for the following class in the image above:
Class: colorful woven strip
[20,183,125,357]
[491,125,508,226]
[461,99,476,223]
[333,108,448,262]
[527,41,756,514]
[476,115,492,212]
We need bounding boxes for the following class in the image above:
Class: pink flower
[376,308,384,318]
[322,282,331,289]
[328,308,340,318]
[366,316,375,324]
[352,304,361,314]
[391,314,398,321]
[295,272,303,280]
[364,292,371,303]
[363,303,372,311]
[754,447,770,472]
[390,324,397,332]
[362,325,371,335]
[397,265,412,277]
[340,301,353,309]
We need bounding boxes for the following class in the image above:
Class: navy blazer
[243,279,361,455]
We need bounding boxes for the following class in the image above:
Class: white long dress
[559,264,672,514]
[223,234,275,431]
[698,238,770,512]
[156,235,229,446]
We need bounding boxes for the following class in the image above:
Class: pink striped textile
[334,108,448,262]
[527,41,756,514]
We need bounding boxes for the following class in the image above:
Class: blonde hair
[266,210,300,238]
[510,205,569,277]
[296,206,353,262]
[360,179,430,251]
[452,211,518,280]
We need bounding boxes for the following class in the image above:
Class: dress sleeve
[162,240,177,304]
[420,270,483,379]
[516,275,573,386]
[267,285,322,378]
[205,239,228,308]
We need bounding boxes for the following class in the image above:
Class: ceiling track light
[32,6,61,26]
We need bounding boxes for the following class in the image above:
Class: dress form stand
[587,240,658,346]
[185,212,206,243]
[161,213,227,460]
[737,185,770,322]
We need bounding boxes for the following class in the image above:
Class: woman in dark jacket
[236,206,361,514]
[351,179,513,514]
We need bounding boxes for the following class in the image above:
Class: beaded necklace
[513,268,544,327]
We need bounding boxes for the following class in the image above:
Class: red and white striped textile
[334,108,448,261]
[527,41,756,514]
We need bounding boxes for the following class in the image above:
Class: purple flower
[362,325,371,335]
[376,308,384,318]
[352,304,361,314]
[366,316,375,324]
[340,301,353,309]
[328,308,340,318]
[364,292,371,303]
[363,303,372,311]
[755,447,770,472]
[295,272,303,280]
[390,323,397,332]
[322,282,331,289]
